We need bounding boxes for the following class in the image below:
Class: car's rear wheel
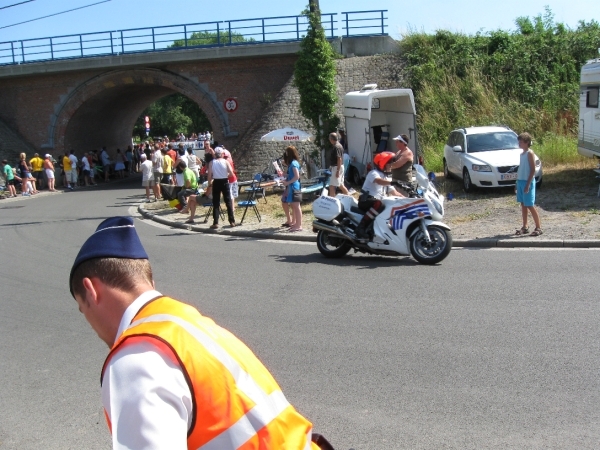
[462,168,474,192]
[536,176,542,189]
[443,159,451,180]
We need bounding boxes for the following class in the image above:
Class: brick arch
[48,68,232,153]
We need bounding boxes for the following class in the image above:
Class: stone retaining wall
[232,52,407,180]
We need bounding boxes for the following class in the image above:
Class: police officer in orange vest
[70,217,335,450]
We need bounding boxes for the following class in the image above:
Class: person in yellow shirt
[161,148,173,184]
[29,153,45,189]
[62,153,73,190]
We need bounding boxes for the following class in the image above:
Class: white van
[343,85,419,184]
[578,58,600,158]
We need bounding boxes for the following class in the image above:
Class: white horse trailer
[343,85,419,184]
[578,59,600,158]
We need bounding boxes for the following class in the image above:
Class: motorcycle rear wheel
[316,230,352,258]
[409,225,452,265]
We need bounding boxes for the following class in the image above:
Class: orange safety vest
[101,296,319,450]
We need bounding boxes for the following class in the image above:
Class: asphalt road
[0,179,598,449]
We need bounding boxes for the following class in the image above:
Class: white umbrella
[260,128,313,142]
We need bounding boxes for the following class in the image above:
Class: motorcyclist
[356,151,404,240]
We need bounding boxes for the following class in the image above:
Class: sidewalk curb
[138,205,600,248]
[137,205,316,242]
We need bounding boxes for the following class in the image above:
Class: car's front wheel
[443,159,451,180]
[462,168,474,192]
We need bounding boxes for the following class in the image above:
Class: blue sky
[0,0,597,43]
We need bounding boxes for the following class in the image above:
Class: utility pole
[309,0,320,13]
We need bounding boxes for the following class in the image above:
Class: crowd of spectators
[0,132,219,199]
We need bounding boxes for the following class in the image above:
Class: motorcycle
[312,165,452,264]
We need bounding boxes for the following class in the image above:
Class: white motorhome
[578,58,600,158]
[343,85,419,184]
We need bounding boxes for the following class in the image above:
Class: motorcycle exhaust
[312,221,357,243]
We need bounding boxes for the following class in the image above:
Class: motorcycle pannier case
[313,195,343,221]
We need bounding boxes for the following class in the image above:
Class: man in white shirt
[140,154,157,202]
[152,146,163,200]
[356,151,403,240]
[69,216,330,450]
[81,153,95,186]
[68,150,79,188]
[100,147,111,182]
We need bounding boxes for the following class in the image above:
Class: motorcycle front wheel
[316,230,352,258]
[409,225,452,265]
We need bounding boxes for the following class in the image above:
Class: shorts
[7,179,15,185]
[153,172,162,181]
[162,174,172,184]
[83,170,90,177]
[45,169,55,179]
[229,181,239,199]
[142,179,155,187]
[329,165,344,187]
[70,169,78,183]
[516,179,535,207]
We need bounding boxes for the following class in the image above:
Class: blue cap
[69,217,148,297]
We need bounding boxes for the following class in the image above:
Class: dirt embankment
[441,165,600,240]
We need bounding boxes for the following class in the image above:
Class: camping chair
[239,174,262,225]
[245,172,267,203]
[202,201,225,223]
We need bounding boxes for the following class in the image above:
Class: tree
[133,94,211,140]
[294,5,339,156]
[171,30,252,48]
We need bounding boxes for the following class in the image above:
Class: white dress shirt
[102,290,193,450]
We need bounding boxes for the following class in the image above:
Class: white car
[443,126,543,192]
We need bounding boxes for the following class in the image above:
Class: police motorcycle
[311,155,452,265]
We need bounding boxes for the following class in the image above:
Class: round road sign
[224,98,238,112]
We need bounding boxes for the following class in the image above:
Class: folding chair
[239,174,262,225]
[202,201,225,223]
[245,173,267,203]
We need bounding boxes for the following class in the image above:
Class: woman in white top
[186,147,200,180]
[207,147,235,228]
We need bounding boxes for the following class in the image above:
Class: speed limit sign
[224,98,238,112]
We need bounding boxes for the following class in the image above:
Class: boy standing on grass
[515,132,543,236]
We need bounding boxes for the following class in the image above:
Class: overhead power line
[0,0,36,11]
[0,0,112,30]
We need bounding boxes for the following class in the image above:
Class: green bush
[399,8,600,171]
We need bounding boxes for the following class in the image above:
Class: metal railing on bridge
[0,10,387,66]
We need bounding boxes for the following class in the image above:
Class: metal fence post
[330,14,334,38]
[80,35,83,57]
[345,13,349,37]
[381,10,384,35]
[217,22,220,45]
[20,40,24,62]
[110,31,114,54]
[228,21,232,45]
[262,19,265,42]
[50,37,54,60]
[120,30,124,53]
[152,28,155,50]
[10,41,15,64]
[184,25,188,47]
[296,16,299,40]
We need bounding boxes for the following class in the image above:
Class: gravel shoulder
[140,164,600,242]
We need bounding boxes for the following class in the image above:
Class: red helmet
[373,151,396,171]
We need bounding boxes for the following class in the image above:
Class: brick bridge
[0,34,397,165]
